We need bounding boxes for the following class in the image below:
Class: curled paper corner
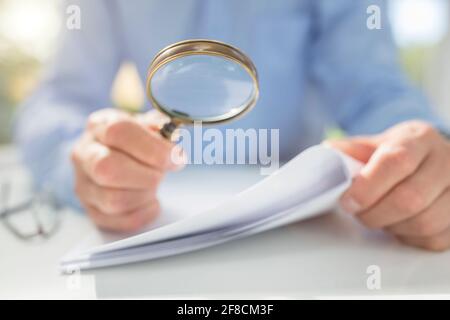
[321,142,364,178]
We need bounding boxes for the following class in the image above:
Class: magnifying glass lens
[150,55,255,121]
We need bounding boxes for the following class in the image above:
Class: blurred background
[1,0,450,145]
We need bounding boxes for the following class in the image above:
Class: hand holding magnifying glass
[70,40,259,233]
[146,39,260,139]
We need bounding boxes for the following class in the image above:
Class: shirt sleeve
[308,0,449,135]
[14,0,123,209]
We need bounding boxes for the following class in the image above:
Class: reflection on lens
[150,55,255,121]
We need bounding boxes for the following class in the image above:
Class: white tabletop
[1,145,450,299]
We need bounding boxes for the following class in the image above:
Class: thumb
[135,110,170,131]
[324,137,378,163]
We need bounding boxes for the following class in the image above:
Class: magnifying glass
[146,39,259,139]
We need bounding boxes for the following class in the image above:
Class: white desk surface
[1,145,450,300]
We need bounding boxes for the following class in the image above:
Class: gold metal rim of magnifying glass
[145,39,260,125]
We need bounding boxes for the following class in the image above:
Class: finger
[88,109,181,171]
[340,128,433,214]
[72,137,163,189]
[135,110,170,131]
[397,227,450,252]
[357,151,450,229]
[134,110,186,144]
[324,137,378,163]
[74,167,154,215]
[387,188,450,237]
[84,200,160,232]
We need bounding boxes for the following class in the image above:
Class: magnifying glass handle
[160,121,178,140]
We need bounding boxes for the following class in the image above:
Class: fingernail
[340,195,361,214]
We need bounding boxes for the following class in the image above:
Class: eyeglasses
[0,181,61,241]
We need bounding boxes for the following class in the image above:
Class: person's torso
[115,0,330,161]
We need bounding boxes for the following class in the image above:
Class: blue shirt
[14,0,447,208]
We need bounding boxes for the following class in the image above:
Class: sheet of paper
[60,145,362,271]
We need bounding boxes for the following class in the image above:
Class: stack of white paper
[60,145,361,271]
